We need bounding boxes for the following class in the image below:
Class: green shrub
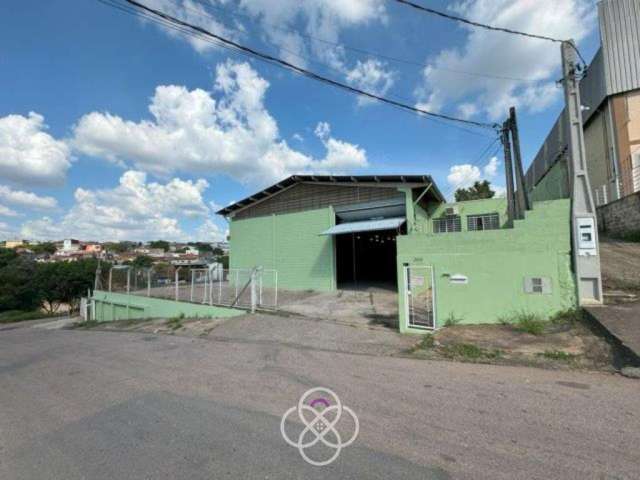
[500,311,547,335]
[539,350,577,362]
[443,313,463,327]
[440,343,502,360]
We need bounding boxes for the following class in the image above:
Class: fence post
[108,268,113,292]
[274,270,278,308]
[147,269,152,297]
[190,270,195,302]
[175,267,181,301]
[250,269,257,313]
[218,270,223,305]
[126,268,131,294]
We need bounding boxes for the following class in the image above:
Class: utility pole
[501,121,516,227]
[561,40,602,305]
[509,107,530,215]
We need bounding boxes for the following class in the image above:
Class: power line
[106,0,498,131]
[443,137,501,199]
[390,0,588,66]
[97,0,492,139]
[182,0,539,84]
[103,0,495,139]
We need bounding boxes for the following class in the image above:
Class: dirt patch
[408,312,614,371]
[600,237,640,297]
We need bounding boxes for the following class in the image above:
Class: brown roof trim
[216,175,444,217]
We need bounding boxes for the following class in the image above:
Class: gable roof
[216,175,444,217]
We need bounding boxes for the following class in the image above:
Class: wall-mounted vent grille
[467,213,500,231]
[433,215,461,233]
[523,277,552,294]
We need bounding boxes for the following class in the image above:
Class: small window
[531,277,543,294]
[433,215,461,233]
[467,213,500,231]
[524,277,551,294]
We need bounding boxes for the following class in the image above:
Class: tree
[35,259,100,314]
[149,240,170,252]
[0,253,40,312]
[191,242,213,253]
[454,180,496,202]
[104,241,135,253]
[132,255,154,269]
[30,242,57,255]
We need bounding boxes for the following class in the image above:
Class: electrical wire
[390,0,588,66]
[442,137,502,199]
[104,0,498,131]
[96,0,495,139]
[182,0,540,84]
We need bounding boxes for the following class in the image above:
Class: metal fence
[96,264,278,311]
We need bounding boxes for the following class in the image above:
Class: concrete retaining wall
[597,191,640,236]
[91,290,245,322]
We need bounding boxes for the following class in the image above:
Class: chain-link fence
[95,264,278,311]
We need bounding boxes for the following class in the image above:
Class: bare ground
[410,319,614,371]
[600,236,640,298]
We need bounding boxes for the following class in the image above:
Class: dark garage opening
[335,226,405,289]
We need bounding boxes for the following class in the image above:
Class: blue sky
[0,0,600,242]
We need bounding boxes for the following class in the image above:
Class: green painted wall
[91,290,244,322]
[530,159,570,202]
[229,207,336,291]
[397,199,576,332]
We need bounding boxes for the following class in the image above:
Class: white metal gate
[404,265,436,329]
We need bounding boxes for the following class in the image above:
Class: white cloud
[0,205,19,217]
[314,121,331,140]
[0,221,15,239]
[292,133,304,142]
[0,112,72,186]
[194,219,226,242]
[447,156,504,196]
[415,0,597,121]
[483,156,500,178]
[0,185,58,211]
[345,59,395,106]
[142,0,240,53]
[236,0,386,70]
[20,170,214,242]
[144,1,390,104]
[72,60,367,184]
[447,164,481,191]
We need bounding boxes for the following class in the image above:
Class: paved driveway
[1,324,639,479]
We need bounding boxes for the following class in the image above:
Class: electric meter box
[577,217,597,256]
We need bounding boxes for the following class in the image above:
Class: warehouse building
[218,175,576,332]
[218,175,444,291]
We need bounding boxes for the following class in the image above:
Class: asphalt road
[1,324,639,479]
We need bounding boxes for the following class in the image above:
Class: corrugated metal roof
[320,217,406,235]
[217,175,443,216]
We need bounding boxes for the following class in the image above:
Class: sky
[0,0,601,243]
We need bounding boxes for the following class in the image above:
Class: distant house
[62,239,81,252]
[83,243,103,254]
[4,239,24,249]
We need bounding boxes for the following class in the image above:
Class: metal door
[404,266,436,329]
